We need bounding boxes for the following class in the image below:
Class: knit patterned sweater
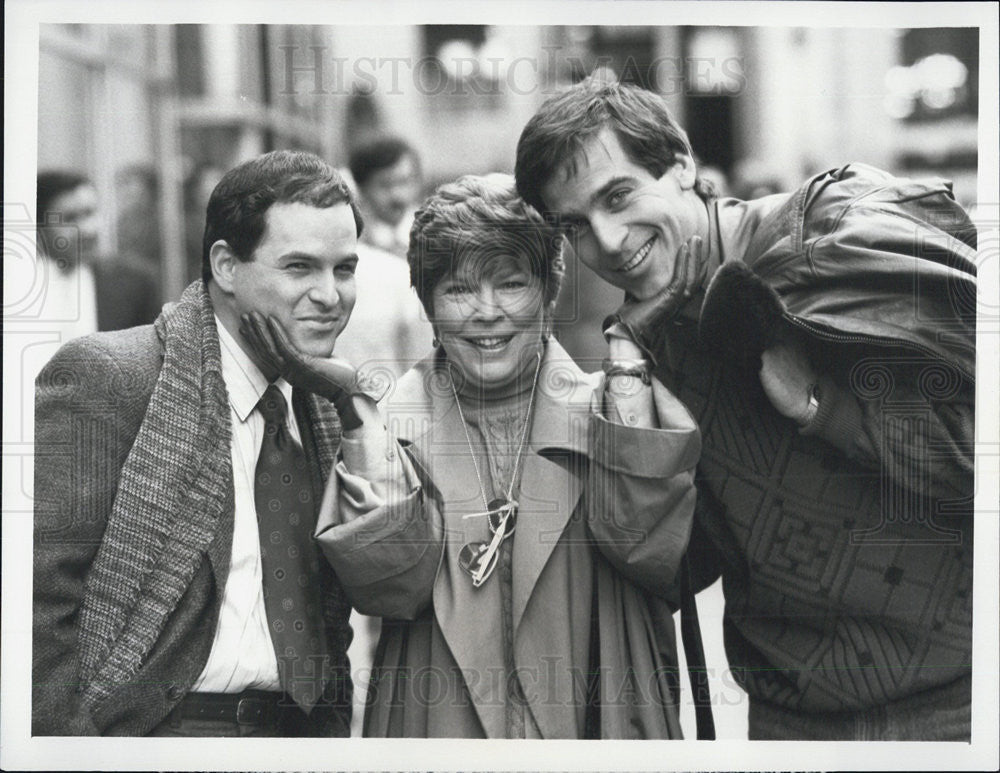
[659,317,972,718]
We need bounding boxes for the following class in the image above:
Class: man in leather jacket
[514,78,976,740]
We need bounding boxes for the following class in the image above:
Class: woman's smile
[461,333,516,351]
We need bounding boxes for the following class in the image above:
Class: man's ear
[209,240,239,294]
[669,153,698,190]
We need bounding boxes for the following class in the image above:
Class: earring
[542,323,553,343]
[432,335,441,348]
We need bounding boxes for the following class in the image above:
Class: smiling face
[211,201,359,368]
[431,253,547,395]
[540,127,709,300]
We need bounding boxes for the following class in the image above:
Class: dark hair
[37,170,91,221]
[407,173,564,318]
[348,136,419,188]
[201,150,363,284]
[514,78,714,214]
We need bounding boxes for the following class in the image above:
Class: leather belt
[174,689,291,726]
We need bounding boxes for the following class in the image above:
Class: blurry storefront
[38,22,980,347]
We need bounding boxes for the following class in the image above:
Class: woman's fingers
[256,312,289,367]
[672,241,691,298]
[682,235,704,298]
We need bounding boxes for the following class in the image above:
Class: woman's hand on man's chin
[238,311,395,434]
[239,311,359,401]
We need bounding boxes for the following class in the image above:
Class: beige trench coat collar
[384,341,600,737]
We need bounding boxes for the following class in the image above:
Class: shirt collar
[215,316,294,423]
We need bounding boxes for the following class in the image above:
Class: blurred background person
[35,171,159,343]
[347,135,422,259]
[333,241,433,379]
[115,163,163,273]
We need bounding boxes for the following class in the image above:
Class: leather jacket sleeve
[801,355,974,504]
[705,164,977,508]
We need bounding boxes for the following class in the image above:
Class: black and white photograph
[2,1,998,770]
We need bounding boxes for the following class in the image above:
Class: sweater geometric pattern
[661,320,972,714]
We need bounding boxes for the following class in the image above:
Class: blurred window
[420,25,504,110]
[884,28,978,123]
[175,25,206,97]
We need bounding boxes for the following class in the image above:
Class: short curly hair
[407,173,565,318]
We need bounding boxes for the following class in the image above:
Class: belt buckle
[236,696,265,725]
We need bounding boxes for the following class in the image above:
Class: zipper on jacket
[783,313,975,385]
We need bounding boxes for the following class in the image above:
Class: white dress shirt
[192,318,397,694]
[191,318,300,693]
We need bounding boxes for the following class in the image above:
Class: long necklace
[450,350,543,587]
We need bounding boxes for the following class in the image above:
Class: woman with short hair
[242,173,701,739]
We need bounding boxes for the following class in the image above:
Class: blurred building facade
[38,23,979,358]
[38,24,978,314]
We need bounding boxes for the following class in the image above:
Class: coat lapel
[387,345,598,737]
[79,284,234,707]
[511,343,595,636]
[391,364,506,737]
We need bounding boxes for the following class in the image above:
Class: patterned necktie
[255,384,328,713]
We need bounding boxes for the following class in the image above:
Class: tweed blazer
[32,296,352,736]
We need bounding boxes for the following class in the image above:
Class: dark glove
[602,235,706,363]
[239,312,388,431]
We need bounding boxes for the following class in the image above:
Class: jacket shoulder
[36,325,163,409]
[797,163,973,243]
[744,163,976,267]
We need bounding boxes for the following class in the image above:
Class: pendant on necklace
[487,497,517,538]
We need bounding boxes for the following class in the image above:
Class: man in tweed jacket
[33,151,370,736]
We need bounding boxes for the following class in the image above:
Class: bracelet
[799,382,821,427]
[602,358,652,386]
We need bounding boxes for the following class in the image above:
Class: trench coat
[316,340,700,738]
